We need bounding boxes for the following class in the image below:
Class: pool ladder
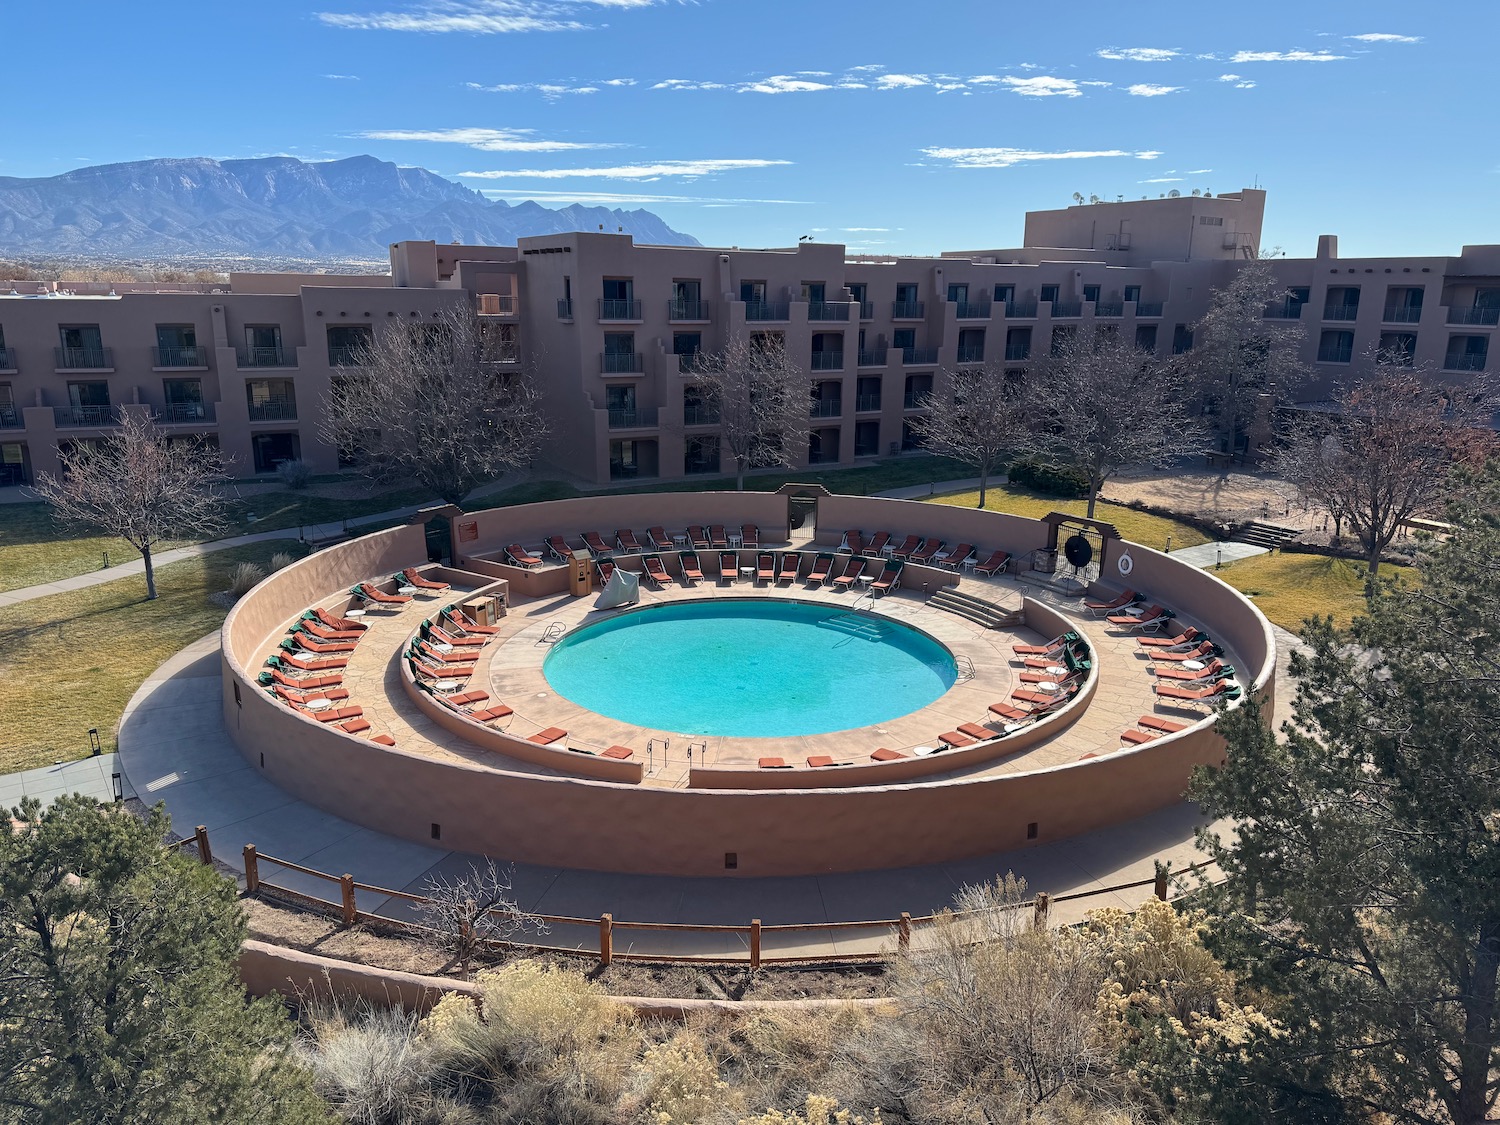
[537,621,566,645]
[955,654,976,683]
[820,612,886,642]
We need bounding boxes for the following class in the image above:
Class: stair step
[1233,521,1300,547]
[929,588,1021,629]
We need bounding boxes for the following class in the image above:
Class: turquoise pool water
[542,600,957,737]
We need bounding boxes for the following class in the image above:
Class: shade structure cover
[594,566,640,609]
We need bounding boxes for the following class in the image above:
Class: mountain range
[0,155,700,262]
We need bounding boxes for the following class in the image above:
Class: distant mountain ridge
[0,155,700,261]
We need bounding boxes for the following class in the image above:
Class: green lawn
[0,542,305,774]
[929,485,1212,552]
[1212,552,1405,633]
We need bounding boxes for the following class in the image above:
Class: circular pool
[542,599,958,737]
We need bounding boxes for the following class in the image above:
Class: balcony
[1004,345,1031,361]
[1443,352,1488,372]
[809,399,843,419]
[607,407,658,429]
[0,405,19,428]
[1317,343,1354,364]
[956,346,985,364]
[1133,302,1164,318]
[55,346,113,370]
[857,348,888,367]
[477,294,516,316]
[859,301,874,320]
[810,350,845,371]
[600,352,644,374]
[892,300,924,319]
[55,405,117,427]
[808,301,851,322]
[900,346,938,365]
[1049,301,1082,318]
[903,390,930,409]
[1448,306,1500,326]
[953,300,991,319]
[676,352,710,375]
[483,346,520,366]
[1382,306,1423,324]
[1093,303,1124,318]
[557,298,574,319]
[152,345,208,368]
[1262,301,1304,320]
[1323,305,1360,321]
[683,404,720,426]
[0,346,15,370]
[855,393,882,413]
[1002,301,1038,318]
[598,298,642,321]
[744,301,789,321]
[668,299,710,321]
[154,402,215,424]
[248,399,297,422]
[327,346,366,367]
[238,346,292,368]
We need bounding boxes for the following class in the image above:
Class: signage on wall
[458,521,478,543]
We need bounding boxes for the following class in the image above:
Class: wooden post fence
[242,845,259,894]
[1154,861,1170,901]
[599,913,613,966]
[750,919,762,969]
[193,825,212,867]
[898,912,912,953]
[340,874,357,927]
[1033,892,1050,929]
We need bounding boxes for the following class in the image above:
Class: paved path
[1166,540,1268,569]
[0,752,133,810]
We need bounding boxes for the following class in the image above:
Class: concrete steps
[1233,521,1301,549]
[928,588,1023,630]
[818,613,887,642]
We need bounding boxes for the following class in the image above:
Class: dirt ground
[1101,466,1325,531]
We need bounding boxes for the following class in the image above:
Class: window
[243,325,284,366]
[0,441,26,485]
[1317,330,1355,364]
[327,325,372,366]
[1135,324,1158,352]
[602,278,634,300]
[856,376,881,412]
[1377,332,1417,365]
[854,419,880,457]
[1124,285,1141,304]
[957,327,985,363]
[1040,285,1060,304]
[161,378,205,421]
[896,283,919,304]
[252,432,300,473]
[246,379,297,422]
[684,434,719,475]
[605,385,636,414]
[602,332,637,373]
[672,332,702,356]
[893,328,916,352]
[946,283,968,303]
[600,278,637,319]
[1323,287,1360,321]
[155,324,200,367]
[848,282,869,316]
[740,280,767,302]
[801,281,826,303]
[994,284,1015,305]
[683,384,719,426]
[1082,284,1101,304]
[900,419,926,450]
[670,280,703,319]
[1005,327,1031,361]
[1172,324,1194,354]
[59,325,106,368]
[1444,335,1489,371]
[1383,287,1424,322]
[1198,215,1224,226]
[903,372,932,408]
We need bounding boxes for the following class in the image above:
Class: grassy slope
[1212,552,1409,634]
[929,485,1212,552]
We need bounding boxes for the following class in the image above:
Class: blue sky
[5,1,1497,257]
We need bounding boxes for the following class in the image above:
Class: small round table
[1044,664,1067,676]
[1181,659,1206,672]
[913,745,939,757]
[343,609,367,619]
[728,533,743,548]
[302,698,333,712]
[672,533,688,548]
[434,680,462,692]
[740,566,756,578]
[397,586,419,597]
[1036,681,1060,694]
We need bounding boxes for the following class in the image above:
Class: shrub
[1006,458,1090,499]
[300,999,448,1125]
[276,458,313,490]
[629,1031,736,1124]
[227,561,266,599]
[268,551,295,572]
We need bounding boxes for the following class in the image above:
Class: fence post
[1154,860,1170,901]
[242,844,259,894]
[599,913,613,967]
[749,919,762,970]
[340,874,357,927]
[1033,892,1050,929]
[898,912,912,953]
[193,825,212,866]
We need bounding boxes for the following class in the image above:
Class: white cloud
[1127,83,1184,97]
[358,126,619,152]
[740,74,834,94]
[323,73,361,80]
[1002,75,1082,97]
[601,77,636,86]
[465,81,599,97]
[875,73,930,89]
[1230,49,1349,62]
[1097,47,1179,61]
[846,63,885,72]
[1139,176,1183,183]
[842,227,889,232]
[1218,73,1257,88]
[459,158,794,180]
[652,78,728,90]
[317,0,662,34]
[1350,32,1421,43]
[922,146,1161,169]
[476,187,808,205]
[1136,151,1164,159]
[1184,167,1213,174]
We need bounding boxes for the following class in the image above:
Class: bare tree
[321,304,547,507]
[412,861,548,974]
[33,409,228,600]
[1181,256,1308,462]
[1022,328,1204,518]
[684,332,808,489]
[908,362,1029,508]
[1275,353,1494,576]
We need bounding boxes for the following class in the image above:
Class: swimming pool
[542,599,958,738]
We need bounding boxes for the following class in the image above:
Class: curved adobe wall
[221,495,1275,878]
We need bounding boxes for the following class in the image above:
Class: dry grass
[1213,551,1409,633]
[929,484,1212,551]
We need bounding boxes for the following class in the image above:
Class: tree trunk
[977,467,988,509]
[735,458,746,491]
[1452,919,1500,1125]
[1085,479,1101,520]
[1366,545,1383,579]
[141,544,157,601]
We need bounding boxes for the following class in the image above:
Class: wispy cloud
[317,0,663,34]
[1139,177,1183,183]
[1218,73,1257,88]
[358,126,620,152]
[740,74,835,94]
[1349,32,1421,43]
[842,227,890,232]
[466,81,599,97]
[922,146,1163,169]
[1002,75,1083,97]
[1230,49,1348,62]
[459,158,793,180]
[652,78,728,90]
[1127,83,1183,97]
[475,187,809,205]
[323,73,361,80]
[1097,47,1179,61]
[1184,168,1213,174]
[601,77,636,86]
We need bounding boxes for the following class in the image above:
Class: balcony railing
[477,294,516,315]
[1049,301,1082,318]
[1317,344,1354,364]
[676,352,709,374]
[1262,301,1304,320]
[953,300,991,319]
[600,351,644,374]
[956,346,985,364]
[557,298,574,319]
[1323,305,1360,321]
[55,346,112,369]
[327,345,367,367]
[900,346,938,365]
[0,347,14,370]
[1443,352,1488,372]
[238,346,291,368]
[1133,302,1164,318]
[483,346,520,365]
[744,300,789,321]
[810,350,845,371]
[859,301,874,320]
[807,301,851,321]
[1093,303,1124,318]
[155,402,214,423]
[855,393,882,413]
[1004,345,1031,361]
[857,348,888,367]
[903,390,931,409]
[668,299,710,321]
[248,399,297,422]
[809,399,843,418]
[607,407,658,429]
[598,298,642,320]
[55,405,117,426]
[153,345,207,367]
[1381,306,1423,324]
[1002,301,1038,318]
[1448,306,1500,326]
[0,405,21,428]
[683,404,720,426]
[892,300,924,319]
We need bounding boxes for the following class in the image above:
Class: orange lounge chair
[806,553,835,584]
[298,619,364,642]
[273,684,351,706]
[1121,728,1161,745]
[1139,626,1204,650]
[581,531,610,555]
[869,559,903,597]
[720,552,740,582]
[338,718,372,735]
[616,529,643,553]
[741,524,760,548]
[758,757,790,768]
[402,568,450,591]
[1139,715,1189,734]
[987,701,1031,722]
[439,695,514,724]
[680,552,704,584]
[314,607,368,632]
[973,549,1011,577]
[426,623,486,648]
[354,582,412,605]
[937,729,978,748]
[369,733,397,746]
[642,554,672,588]
[1151,640,1220,663]
[709,525,729,549]
[867,531,891,555]
[939,543,975,569]
[688,525,711,550]
[1155,681,1239,703]
[505,544,543,569]
[838,530,864,555]
[1011,631,1075,657]
[646,526,672,550]
[597,558,617,585]
[757,553,775,583]
[602,745,634,760]
[266,668,343,690]
[417,640,474,664]
[807,755,836,768]
[1108,604,1173,630]
[871,747,910,761]
[410,658,476,681]
[545,535,573,562]
[437,689,490,707]
[294,703,364,723]
[833,556,866,589]
[527,727,567,745]
[888,534,921,559]
[441,607,499,635]
[290,634,358,654]
[1012,680,1080,705]
[1085,588,1137,615]
[275,651,349,672]
[908,538,943,564]
[1154,660,1233,684]
[777,553,800,584]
